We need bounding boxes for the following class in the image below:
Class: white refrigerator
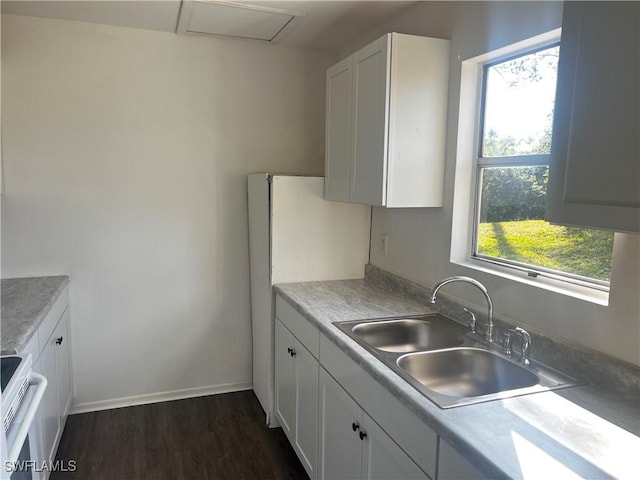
[247,174,371,426]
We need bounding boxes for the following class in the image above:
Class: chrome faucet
[428,276,494,343]
[504,327,532,365]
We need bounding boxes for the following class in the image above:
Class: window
[471,44,614,289]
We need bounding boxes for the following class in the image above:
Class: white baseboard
[69,381,253,414]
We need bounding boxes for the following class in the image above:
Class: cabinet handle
[55,336,64,346]
[287,347,293,354]
[359,431,367,440]
[287,347,296,357]
[352,422,360,432]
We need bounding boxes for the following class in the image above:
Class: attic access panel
[177,1,302,43]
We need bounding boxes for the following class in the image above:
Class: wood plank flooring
[52,391,308,480]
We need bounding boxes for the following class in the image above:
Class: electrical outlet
[380,233,388,256]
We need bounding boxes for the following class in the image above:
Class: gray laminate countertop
[1,276,69,355]
[275,279,639,480]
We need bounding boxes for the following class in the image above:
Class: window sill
[452,258,609,306]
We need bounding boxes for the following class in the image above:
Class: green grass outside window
[477,220,613,282]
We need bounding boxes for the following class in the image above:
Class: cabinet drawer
[275,295,319,358]
[320,333,438,478]
[37,287,69,354]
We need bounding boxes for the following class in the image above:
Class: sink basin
[335,314,577,408]
[338,315,465,353]
[397,347,539,398]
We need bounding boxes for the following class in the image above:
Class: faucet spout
[429,276,494,343]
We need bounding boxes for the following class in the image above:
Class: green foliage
[481,121,553,223]
[480,166,548,222]
[483,129,518,156]
[477,220,613,281]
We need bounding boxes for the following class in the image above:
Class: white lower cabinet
[21,287,72,480]
[318,368,427,480]
[275,319,319,479]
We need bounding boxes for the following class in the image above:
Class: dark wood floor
[52,391,308,480]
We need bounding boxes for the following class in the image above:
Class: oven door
[2,373,47,480]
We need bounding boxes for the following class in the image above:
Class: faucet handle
[503,330,513,355]
[462,308,477,334]
[504,327,531,365]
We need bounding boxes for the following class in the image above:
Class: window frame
[468,41,611,292]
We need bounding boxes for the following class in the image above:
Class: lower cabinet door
[318,368,363,480]
[361,413,428,480]
[34,338,60,464]
[275,320,296,439]
[53,311,72,422]
[294,341,319,478]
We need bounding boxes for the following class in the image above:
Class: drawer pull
[55,337,64,346]
[352,422,359,432]
[359,431,367,440]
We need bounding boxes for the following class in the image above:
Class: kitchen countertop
[1,276,69,355]
[275,279,639,479]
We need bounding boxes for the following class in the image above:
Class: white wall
[343,1,640,366]
[1,14,335,407]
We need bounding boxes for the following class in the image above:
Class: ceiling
[1,1,417,50]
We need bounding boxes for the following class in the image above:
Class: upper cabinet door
[547,1,640,233]
[325,57,354,203]
[351,35,391,206]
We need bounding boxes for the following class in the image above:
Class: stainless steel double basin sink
[336,314,576,408]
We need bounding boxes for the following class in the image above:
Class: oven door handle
[6,372,48,464]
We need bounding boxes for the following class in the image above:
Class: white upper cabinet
[325,33,450,208]
[547,1,640,233]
